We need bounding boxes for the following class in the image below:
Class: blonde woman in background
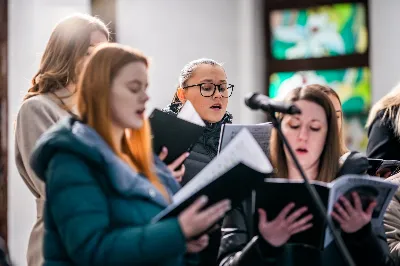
[366,84,400,161]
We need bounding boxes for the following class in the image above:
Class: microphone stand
[268,111,355,266]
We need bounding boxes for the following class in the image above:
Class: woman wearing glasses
[162,58,234,266]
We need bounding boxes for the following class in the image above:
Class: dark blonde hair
[270,85,341,182]
[366,83,400,138]
[76,42,169,200]
[24,13,109,101]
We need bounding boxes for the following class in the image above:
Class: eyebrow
[199,79,227,83]
[336,110,342,113]
[289,116,323,123]
[126,80,142,85]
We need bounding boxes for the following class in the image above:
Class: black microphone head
[288,105,301,115]
[244,92,261,110]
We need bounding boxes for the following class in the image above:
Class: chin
[205,112,225,123]
[129,121,144,130]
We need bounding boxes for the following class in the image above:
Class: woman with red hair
[28,43,231,265]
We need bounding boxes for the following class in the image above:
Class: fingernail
[200,196,208,203]
[185,152,190,157]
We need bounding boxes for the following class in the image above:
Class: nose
[141,90,149,103]
[213,87,222,99]
[297,126,309,142]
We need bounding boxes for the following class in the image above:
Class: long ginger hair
[76,43,169,200]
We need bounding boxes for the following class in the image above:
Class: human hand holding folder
[159,147,189,182]
[331,192,377,233]
[151,128,273,238]
[150,101,205,166]
[178,195,231,239]
[258,203,313,247]
[256,175,398,249]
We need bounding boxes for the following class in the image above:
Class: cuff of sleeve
[342,222,373,241]
[256,236,285,261]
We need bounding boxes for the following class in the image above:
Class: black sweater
[162,103,232,266]
[367,107,400,161]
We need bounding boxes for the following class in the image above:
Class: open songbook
[152,128,274,231]
[149,101,205,165]
[255,175,398,250]
[218,122,273,156]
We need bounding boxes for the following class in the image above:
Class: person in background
[14,13,109,266]
[383,172,400,264]
[218,85,393,266]
[162,58,234,266]
[28,43,231,265]
[0,236,10,266]
[316,85,368,175]
[316,85,348,155]
[366,83,400,161]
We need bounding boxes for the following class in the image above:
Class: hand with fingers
[331,192,377,233]
[158,147,189,182]
[186,235,209,253]
[179,196,231,242]
[258,203,313,247]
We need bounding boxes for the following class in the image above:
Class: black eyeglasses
[183,83,234,98]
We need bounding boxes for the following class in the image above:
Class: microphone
[245,93,301,115]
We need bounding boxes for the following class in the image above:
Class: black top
[367,107,400,161]
[218,152,394,266]
[162,103,233,266]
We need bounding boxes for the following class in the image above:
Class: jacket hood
[30,116,104,183]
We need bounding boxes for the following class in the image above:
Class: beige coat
[384,173,400,264]
[15,94,70,266]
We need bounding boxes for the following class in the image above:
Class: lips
[136,108,145,117]
[210,103,222,110]
[296,148,308,154]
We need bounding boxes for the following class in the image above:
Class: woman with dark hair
[218,85,393,266]
[162,58,234,266]
[316,84,368,176]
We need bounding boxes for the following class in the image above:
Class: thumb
[158,146,168,161]
[365,200,377,217]
[258,208,268,225]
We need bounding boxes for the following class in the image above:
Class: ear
[177,88,186,103]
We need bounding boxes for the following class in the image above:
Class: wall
[369,0,400,102]
[117,0,266,123]
[8,1,90,264]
